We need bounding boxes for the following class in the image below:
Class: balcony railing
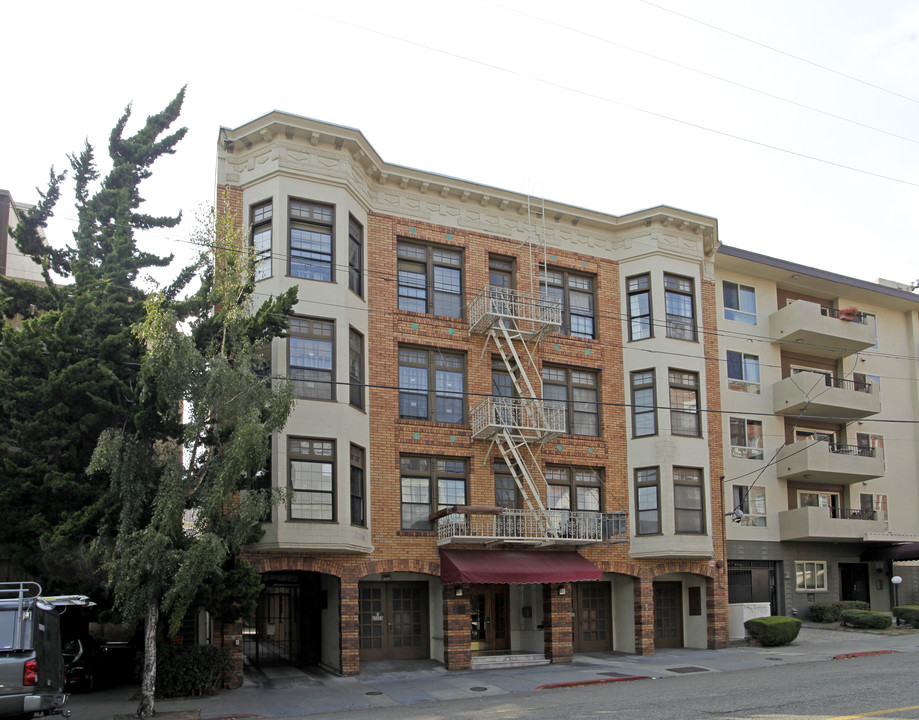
[820,306,868,324]
[470,397,567,442]
[827,443,876,458]
[769,300,876,359]
[433,506,605,546]
[468,286,562,341]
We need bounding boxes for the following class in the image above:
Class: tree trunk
[138,595,159,718]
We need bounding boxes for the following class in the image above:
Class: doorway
[245,572,323,667]
[470,585,510,655]
[358,581,429,661]
[573,583,612,652]
[653,582,683,649]
[840,563,870,603]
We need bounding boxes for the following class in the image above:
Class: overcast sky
[4,0,918,288]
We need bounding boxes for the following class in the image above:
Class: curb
[832,650,899,660]
[536,675,648,690]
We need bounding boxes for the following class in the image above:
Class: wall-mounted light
[455,587,463,597]
[558,586,567,596]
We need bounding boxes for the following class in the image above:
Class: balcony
[779,506,887,542]
[769,301,876,359]
[433,506,619,547]
[470,397,566,443]
[467,286,561,342]
[773,373,880,419]
[775,441,884,485]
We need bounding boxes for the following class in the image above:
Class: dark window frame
[400,456,468,531]
[627,274,652,341]
[289,317,335,401]
[669,369,700,437]
[288,437,335,522]
[545,465,602,513]
[664,273,697,341]
[397,241,464,318]
[398,346,466,425]
[674,467,706,534]
[251,200,273,281]
[349,327,364,410]
[542,365,600,436]
[631,369,657,437]
[348,215,363,297]
[350,444,366,527]
[540,266,597,339]
[635,467,661,535]
[289,198,334,282]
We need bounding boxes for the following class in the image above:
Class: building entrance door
[358,582,429,661]
[573,582,612,652]
[653,582,684,649]
[840,563,870,603]
[470,585,510,655]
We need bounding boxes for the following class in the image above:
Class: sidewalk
[68,623,919,720]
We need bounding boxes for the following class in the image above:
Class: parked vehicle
[61,635,102,692]
[0,582,68,719]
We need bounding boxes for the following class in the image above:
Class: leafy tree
[89,201,297,717]
[0,90,189,590]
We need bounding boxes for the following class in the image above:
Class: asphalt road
[314,652,919,720]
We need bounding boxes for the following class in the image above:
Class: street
[314,652,919,720]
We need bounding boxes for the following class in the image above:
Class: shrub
[744,616,802,646]
[155,644,236,697]
[893,605,919,628]
[809,600,870,623]
[840,609,891,629]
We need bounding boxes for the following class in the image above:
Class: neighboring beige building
[0,189,45,286]
[716,246,919,636]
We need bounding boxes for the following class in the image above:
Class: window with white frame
[664,274,696,341]
[730,417,763,460]
[726,351,760,393]
[723,281,756,324]
[795,560,828,591]
[732,485,767,526]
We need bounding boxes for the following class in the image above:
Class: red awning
[440,549,602,584]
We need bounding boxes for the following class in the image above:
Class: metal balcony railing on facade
[820,306,868,324]
[827,442,877,458]
[828,507,878,521]
[433,506,603,546]
[470,397,567,442]
[467,286,562,342]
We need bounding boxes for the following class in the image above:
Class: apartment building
[716,246,919,633]
[1,189,45,287]
[216,112,731,675]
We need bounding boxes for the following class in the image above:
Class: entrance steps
[471,652,550,670]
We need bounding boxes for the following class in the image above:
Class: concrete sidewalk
[68,624,919,720]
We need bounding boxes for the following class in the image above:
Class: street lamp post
[892,575,903,625]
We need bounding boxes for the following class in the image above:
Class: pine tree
[0,89,189,589]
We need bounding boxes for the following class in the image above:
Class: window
[494,461,520,509]
[857,433,884,462]
[397,242,463,318]
[723,281,756,324]
[631,370,657,437]
[795,560,828,591]
[732,485,766,526]
[546,466,602,514]
[540,268,596,338]
[798,491,839,512]
[289,318,334,400]
[289,199,333,281]
[730,418,763,460]
[251,201,272,281]
[400,456,467,530]
[348,216,363,297]
[674,467,705,534]
[669,370,700,437]
[543,366,599,436]
[860,493,888,522]
[349,329,364,410]
[289,438,334,521]
[726,351,760,393]
[664,274,696,340]
[350,445,365,526]
[627,274,652,341]
[398,347,465,424]
[635,467,660,535]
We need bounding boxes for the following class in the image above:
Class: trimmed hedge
[840,609,891,629]
[809,600,870,623]
[155,644,236,697]
[893,605,919,628]
[744,616,802,646]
